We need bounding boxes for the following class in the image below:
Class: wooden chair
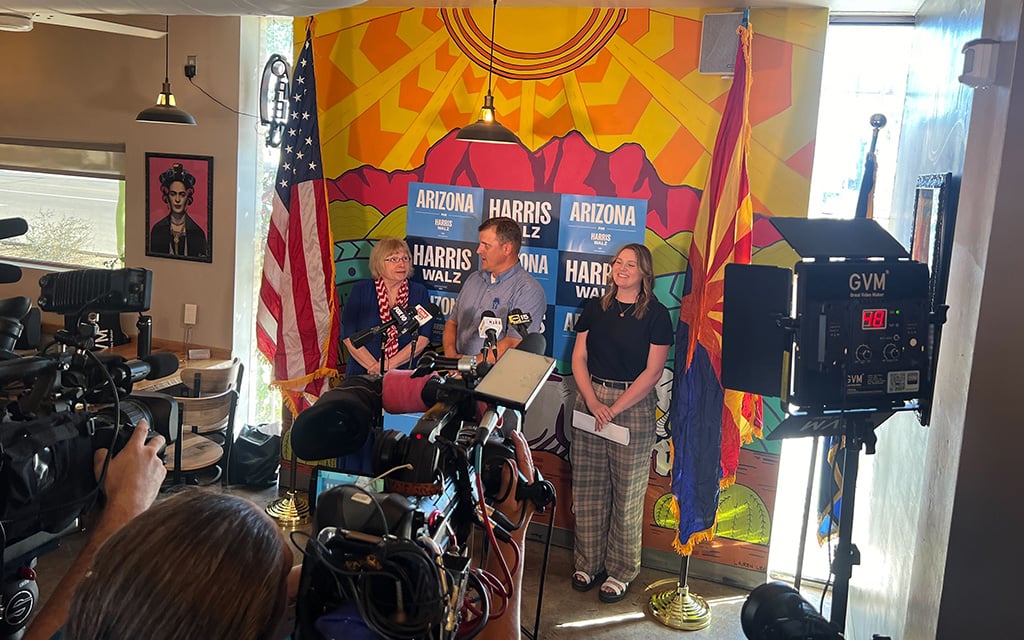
[178,358,242,394]
[164,358,244,486]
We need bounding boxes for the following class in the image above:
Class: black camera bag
[1,411,95,545]
[228,423,280,488]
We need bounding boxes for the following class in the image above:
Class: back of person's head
[65,490,291,640]
[479,216,523,254]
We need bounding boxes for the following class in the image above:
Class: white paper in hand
[572,410,630,446]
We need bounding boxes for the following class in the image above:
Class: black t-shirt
[574,296,673,381]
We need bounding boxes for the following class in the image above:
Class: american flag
[256,29,339,414]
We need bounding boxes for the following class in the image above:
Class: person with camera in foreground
[24,421,538,640]
[24,420,167,640]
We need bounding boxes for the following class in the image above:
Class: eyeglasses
[384,255,411,264]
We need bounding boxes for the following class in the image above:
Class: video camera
[0,240,177,639]
[292,343,557,639]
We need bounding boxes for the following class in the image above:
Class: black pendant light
[456,0,518,144]
[136,16,196,126]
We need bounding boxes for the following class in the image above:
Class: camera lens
[92,398,155,453]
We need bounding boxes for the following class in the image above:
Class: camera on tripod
[0,230,178,639]
[292,345,556,639]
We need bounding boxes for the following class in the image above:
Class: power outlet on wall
[183,303,198,326]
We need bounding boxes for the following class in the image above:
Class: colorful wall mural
[298,6,828,580]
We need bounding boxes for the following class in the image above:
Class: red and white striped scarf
[375,278,408,360]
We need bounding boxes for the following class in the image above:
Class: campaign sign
[558,194,648,255]
[408,236,476,294]
[518,304,556,360]
[483,189,560,249]
[552,304,585,374]
[519,247,558,302]
[557,250,610,306]
[426,290,459,345]
[540,304,556,359]
[407,182,483,241]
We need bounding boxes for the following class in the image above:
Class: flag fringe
[669,495,718,556]
[270,365,339,417]
[739,426,763,445]
[720,474,736,490]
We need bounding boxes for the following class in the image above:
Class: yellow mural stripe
[604,36,720,153]
[519,80,537,150]
[748,138,810,217]
[381,56,472,170]
[753,44,824,160]
[634,9,678,61]
[320,28,451,146]
[561,72,595,141]
[752,8,830,50]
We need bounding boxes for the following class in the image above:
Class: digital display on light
[861,308,888,330]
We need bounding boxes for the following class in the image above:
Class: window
[768,21,914,587]
[807,24,914,225]
[0,140,126,269]
[245,17,294,424]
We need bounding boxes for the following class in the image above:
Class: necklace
[616,299,635,318]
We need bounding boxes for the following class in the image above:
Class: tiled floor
[24,484,830,639]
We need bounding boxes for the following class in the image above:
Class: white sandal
[598,576,630,603]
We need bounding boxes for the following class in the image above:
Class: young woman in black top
[569,243,673,603]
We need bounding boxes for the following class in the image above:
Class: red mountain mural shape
[326,130,781,247]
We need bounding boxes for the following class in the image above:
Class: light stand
[767,408,895,629]
[647,555,711,630]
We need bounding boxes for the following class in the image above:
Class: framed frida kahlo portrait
[145,153,213,263]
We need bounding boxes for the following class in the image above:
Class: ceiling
[0,1,923,19]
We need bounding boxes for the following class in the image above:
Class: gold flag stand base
[266,489,310,529]
[646,579,712,631]
[267,442,310,529]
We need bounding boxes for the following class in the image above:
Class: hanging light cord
[162,16,170,83]
[487,0,497,96]
[162,15,256,119]
[187,77,257,119]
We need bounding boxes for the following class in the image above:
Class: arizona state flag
[669,21,762,555]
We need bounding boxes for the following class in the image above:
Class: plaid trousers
[570,383,657,583]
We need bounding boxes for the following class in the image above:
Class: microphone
[478,311,502,350]
[0,218,28,241]
[92,352,180,392]
[507,308,533,338]
[381,369,433,414]
[290,375,382,460]
[515,332,547,355]
[0,264,22,285]
[414,351,480,377]
[349,305,413,349]
[0,296,32,322]
[394,302,440,339]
